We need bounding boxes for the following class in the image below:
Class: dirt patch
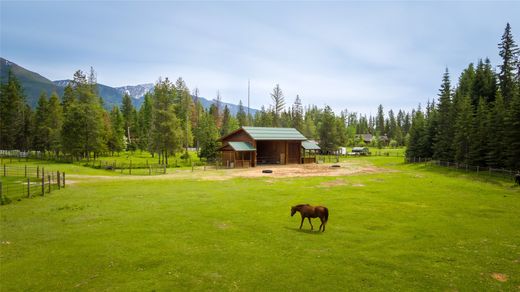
[491,273,508,282]
[352,183,365,187]
[67,161,389,183]
[320,179,347,187]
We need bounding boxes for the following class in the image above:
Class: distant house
[357,133,389,145]
[218,127,320,167]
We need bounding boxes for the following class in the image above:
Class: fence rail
[1,164,65,205]
[405,157,519,180]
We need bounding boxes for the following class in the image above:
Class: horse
[515,173,520,186]
[291,204,329,232]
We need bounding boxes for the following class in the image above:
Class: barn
[218,127,319,167]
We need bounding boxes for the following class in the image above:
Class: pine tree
[452,95,473,164]
[498,23,519,104]
[121,93,135,146]
[137,93,153,152]
[108,106,125,155]
[472,58,497,105]
[33,92,50,152]
[406,106,427,159]
[220,105,233,136]
[150,78,182,165]
[47,92,63,155]
[292,95,304,132]
[318,106,338,153]
[237,100,247,127]
[486,91,507,167]
[270,84,285,127]
[0,69,27,150]
[433,69,454,161]
[376,104,384,134]
[195,111,220,160]
[468,97,489,166]
[505,88,520,169]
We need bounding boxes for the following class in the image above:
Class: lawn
[1,157,519,291]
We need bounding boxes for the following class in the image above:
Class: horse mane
[294,204,311,208]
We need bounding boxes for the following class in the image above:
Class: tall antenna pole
[247,79,250,125]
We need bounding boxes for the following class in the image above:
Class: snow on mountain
[115,83,154,100]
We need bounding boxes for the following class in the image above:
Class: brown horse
[291,204,329,232]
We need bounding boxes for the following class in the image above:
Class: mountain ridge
[0,57,257,115]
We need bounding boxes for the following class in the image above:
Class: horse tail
[324,207,329,223]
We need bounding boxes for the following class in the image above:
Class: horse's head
[291,206,296,216]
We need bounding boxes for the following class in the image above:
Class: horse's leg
[319,217,324,232]
[322,217,326,232]
[308,217,313,230]
[299,216,304,229]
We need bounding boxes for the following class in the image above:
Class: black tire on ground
[262,170,273,174]
[331,165,341,168]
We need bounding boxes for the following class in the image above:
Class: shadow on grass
[412,163,516,187]
[284,226,324,235]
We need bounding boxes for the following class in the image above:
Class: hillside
[0,57,257,115]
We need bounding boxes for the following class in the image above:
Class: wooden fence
[0,165,65,205]
[405,157,519,180]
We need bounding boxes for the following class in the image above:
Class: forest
[0,24,519,170]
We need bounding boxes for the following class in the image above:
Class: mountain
[115,84,154,100]
[1,57,257,115]
[0,57,63,107]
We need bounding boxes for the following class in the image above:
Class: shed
[218,127,314,167]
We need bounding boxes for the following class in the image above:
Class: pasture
[1,156,519,291]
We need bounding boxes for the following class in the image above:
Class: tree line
[1,23,517,169]
[0,73,413,163]
[406,23,520,170]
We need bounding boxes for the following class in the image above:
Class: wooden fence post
[3,164,6,176]
[191,162,194,172]
[25,165,27,177]
[57,172,61,190]
[42,176,45,196]
[27,178,31,198]
[48,175,51,193]
[62,172,65,188]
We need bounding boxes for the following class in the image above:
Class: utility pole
[247,79,250,125]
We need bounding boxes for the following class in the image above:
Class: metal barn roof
[227,141,256,151]
[241,127,307,141]
[302,140,321,150]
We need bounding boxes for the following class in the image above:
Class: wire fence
[1,165,65,205]
[404,157,519,180]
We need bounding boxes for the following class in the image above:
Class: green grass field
[1,156,519,291]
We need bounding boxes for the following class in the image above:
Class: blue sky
[1,1,519,114]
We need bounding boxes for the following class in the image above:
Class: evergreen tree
[505,89,520,169]
[406,106,426,159]
[486,91,507,167]
[0,70,27,150]
[220,105,233,136]
[33,92,50,151]
[149,78,182,165]
[318,106,338,153]
[498,23,519,104]
[121,93,135,146]
[61,70,106,160]
[433,69,454,161]
[137,93,153,152]
[452,95,473,164]
[468,97,489,166]
[237,100,247,127]
[375,104,384,134]
[291,95,304,132]
[195,111,220,160]
[472,58,497,105]
[270,84,285,127]
[47,92,63,155]
[108,106,125,155]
